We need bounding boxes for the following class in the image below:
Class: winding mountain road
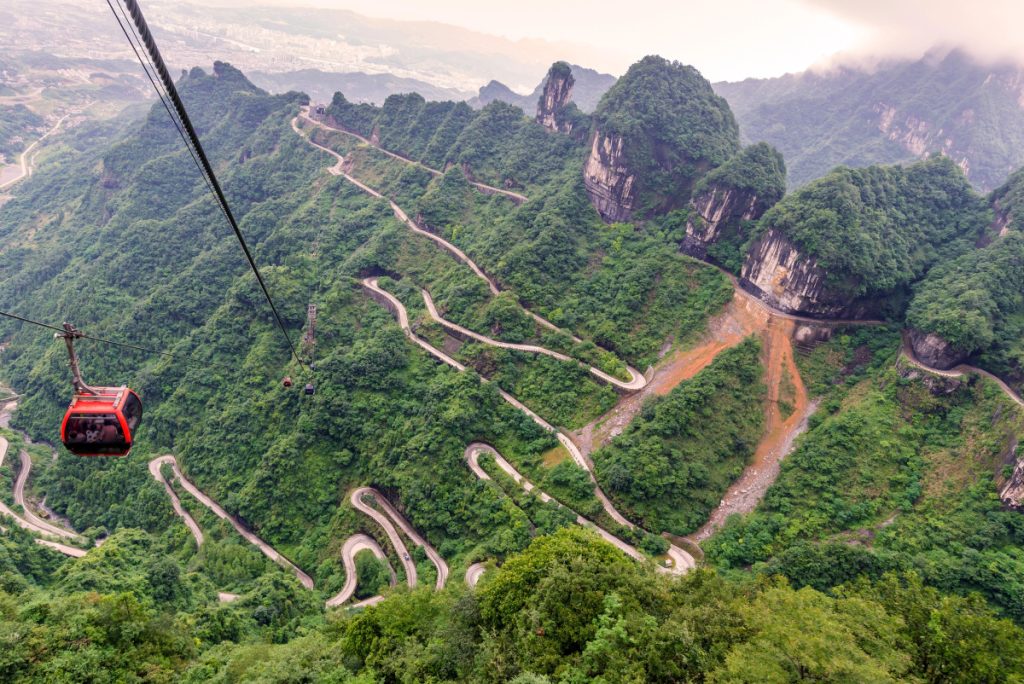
[900,337,1024,408]
[467,443,693,572]
[421,288,646,392]
[294,112,614,356]
[363,277,695,571]
[148,457,204,547]
[326,533,396,607]
[0,435,85,556]
[351,486,449,589]
[0,111,75,191]
[299,108,528,204]
[148,456,314,589]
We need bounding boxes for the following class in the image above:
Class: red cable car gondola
[56,323,142,457]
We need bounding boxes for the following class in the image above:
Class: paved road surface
[148,457,204,546]
[0,112,75,191]
[901,337,1023,408]
[150,455,314,589]
[351,486,448,589]
[465,562,487,587]
[326,532,396,607]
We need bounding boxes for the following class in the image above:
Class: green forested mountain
[1,51,1024,682]
[752,156,990,305]
[0,103,44,161]
[716,49,1024,191]
[589,55,739,218]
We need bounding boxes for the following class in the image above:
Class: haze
[187,0,1024,81]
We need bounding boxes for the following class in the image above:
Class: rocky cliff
[536,62,574,133]
[680,143,786,262]
[584,56,739,223]
[740,229,874,318]
[1000,442,1024,510]
[907,328,966,370]
[583,132,637,222]
[681,187,760,259]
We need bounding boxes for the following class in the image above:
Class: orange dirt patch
[574,290,769,456]
[689,312,815,543]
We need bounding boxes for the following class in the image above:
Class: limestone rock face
[740,229,841,317]
[681,186,760,259]
[536,63,575,133]
[1000,442,1024,509]
[584,132,637,222]
[908,328,966,370]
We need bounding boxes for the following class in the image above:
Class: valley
[1,45,1024,681]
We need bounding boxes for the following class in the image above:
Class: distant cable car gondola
[56,324,142,457]
[283,376,293,388]
[304,382,315,396]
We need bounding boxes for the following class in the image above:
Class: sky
[198,0,1024,81]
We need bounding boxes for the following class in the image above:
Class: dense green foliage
[593,338,765,535]
[3,54,1023,682]
[696,142,787,211]
[907,232,1024,358]
[9,528,1023,682]
[710,333,1024,623]
[757,156,991,301]
[313,99,732,370]
[717,49,1024,191]
[593,55,739,215]
[0,103,44,160]
[326,91,578,191]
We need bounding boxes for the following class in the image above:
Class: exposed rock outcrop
[1000,442,1024,510]
[681,142,786,261]
[585,56,739,222]
[896,358,965,395]
[536,62,574,133]
[907,328,966,370]
[740,229,873,318]
[682,187,760,259]
[583,132,637,222]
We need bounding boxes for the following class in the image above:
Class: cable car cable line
[0,309,235,374]
[105,0,306,370]
[103,0,219,206]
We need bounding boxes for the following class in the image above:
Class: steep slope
[679,142,786,270]
[585,56,739,221]
[468,62,616,113]
[716,49,1024,191]
[740,156,990,318]
[0,62,557,588]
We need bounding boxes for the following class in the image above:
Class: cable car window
[64,414,128,455]
[122,392,143,431]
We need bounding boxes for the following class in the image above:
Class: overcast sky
[202,0,1024,81]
